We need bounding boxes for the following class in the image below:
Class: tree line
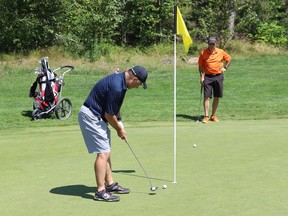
[0,0,287,58]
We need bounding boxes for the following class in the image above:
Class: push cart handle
[60,66,75,70]
[61,66,75,76]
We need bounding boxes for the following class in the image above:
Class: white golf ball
[193,144,197,148]
[162,184,167,189]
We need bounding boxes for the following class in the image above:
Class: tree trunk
[229,0,236,39]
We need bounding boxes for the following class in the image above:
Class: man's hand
[105,112,127,140]
[221,67,227,72]
[117,127,127,140]
[200,76,204,85]
[199,66,205,85]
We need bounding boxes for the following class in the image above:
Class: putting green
[0,119,287,216]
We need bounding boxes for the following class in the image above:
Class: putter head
[150,186,159,191]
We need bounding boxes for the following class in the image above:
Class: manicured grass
[1,120,288,216]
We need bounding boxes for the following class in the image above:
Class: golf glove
[118,120,124,129]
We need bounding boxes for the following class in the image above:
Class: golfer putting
[78,66,148,202]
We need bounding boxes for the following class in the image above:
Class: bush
[252,22,288,47]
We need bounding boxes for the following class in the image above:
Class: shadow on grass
[50,185,95,200]
[21,110,52,120]
[50,170,170,199]
[21,110,33,120]
[112,169,171,183]
[112,169,136,173]
[177,114,203,121]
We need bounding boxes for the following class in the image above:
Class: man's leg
[105,157,130,194]
[202,97,210,123]
[211,74,223,120]
[95,152,111,192]
[202,75,213,123]
[105,157,113,186]
[94,152,120,202]
[211,97,219,116]
[203,97,210,117]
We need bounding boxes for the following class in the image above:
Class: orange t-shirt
[198,47,231,74]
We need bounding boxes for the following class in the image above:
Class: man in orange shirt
[198,37,232,123]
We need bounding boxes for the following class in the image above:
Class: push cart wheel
[55,98,72,120]
[32,109,42,120]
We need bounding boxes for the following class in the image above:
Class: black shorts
[204,73,224,98]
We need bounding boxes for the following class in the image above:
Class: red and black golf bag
[29,57,62,110]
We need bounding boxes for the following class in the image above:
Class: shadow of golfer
[49,184,96,200]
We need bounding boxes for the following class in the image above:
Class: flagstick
[173,32,177,184]
[172,3,192,184]
[172,4,177,184]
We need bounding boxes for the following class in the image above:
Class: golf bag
[29,57,62,110]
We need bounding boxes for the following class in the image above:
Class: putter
[124,139,158,192]
[196,84,203,122]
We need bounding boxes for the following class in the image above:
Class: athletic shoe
[210,115,219,122]
[202,116,209,124]
[94,190,120,202]
[106,182,130,194]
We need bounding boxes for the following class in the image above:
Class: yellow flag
[176,6,192,53]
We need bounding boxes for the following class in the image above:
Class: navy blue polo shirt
[84,72,127,121]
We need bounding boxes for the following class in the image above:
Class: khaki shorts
[78,105,111,153]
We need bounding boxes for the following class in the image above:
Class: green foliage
[190,0,231,46]
[122,0,161,46]
[57,0,125,60]
[0,0,288,55]
[252,22,288,47]
[234,0,287,38]
[0,0,64,52]
[57,0,173,60]
[156,0,174,42]
[234,1,260,36]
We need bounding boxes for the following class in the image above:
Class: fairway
[1,120,287,216]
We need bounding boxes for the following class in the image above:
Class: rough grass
[0,41,288,130]
[1,40,286,72]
